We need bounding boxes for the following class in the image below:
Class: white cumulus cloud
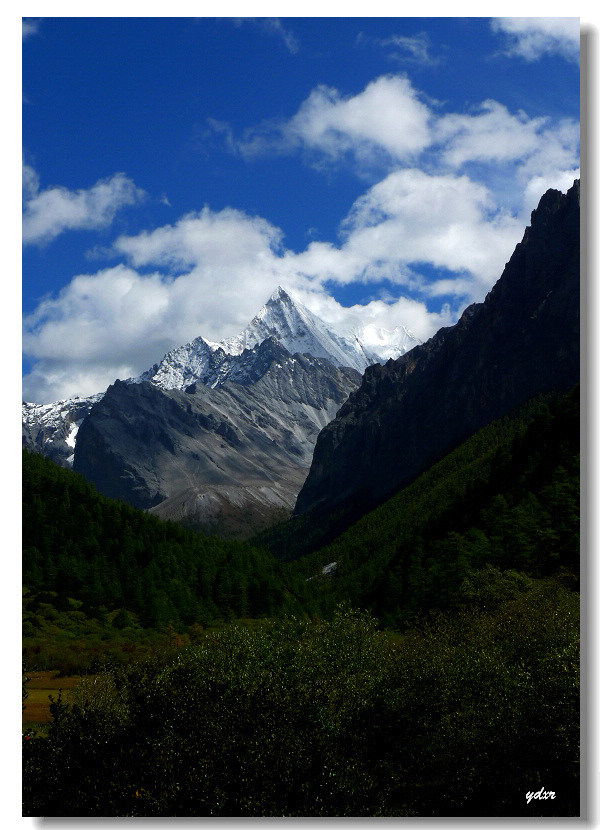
[236,75,432,167]
[433,102,579,220]
[22,170,146,246]
[338,169,524,292]
[211,74,578,221]
[435,101,549,167]
[23,209,291,401]
[491,17,580,62]
[23,163,548,404]
[22,163,40,200]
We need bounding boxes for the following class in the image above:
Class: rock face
[295,181,580,517]
[74,340,360,536]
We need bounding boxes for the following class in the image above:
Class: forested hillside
[24,383,579,641]
[290,386,579,626]
[23,449,300,630]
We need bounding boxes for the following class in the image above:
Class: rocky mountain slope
[295,180,580,518]
[73,339,361,536]
[24,286,417,535]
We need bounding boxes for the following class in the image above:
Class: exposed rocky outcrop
[295,181,580,517]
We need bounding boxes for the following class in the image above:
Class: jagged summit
[222,285,361,369]
[135,335,225,391]
[134,285,420,390]
[22,392,104,467]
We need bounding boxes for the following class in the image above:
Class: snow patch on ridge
[65,419,83,449]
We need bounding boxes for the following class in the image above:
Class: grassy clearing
[23,671,81,727]
[22,619,271,730]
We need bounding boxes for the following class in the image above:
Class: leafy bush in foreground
[23,582,579,818]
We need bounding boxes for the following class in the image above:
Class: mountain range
[23,182,579,541]
[23,287,419,535]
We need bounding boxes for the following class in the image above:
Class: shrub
[23,589,579,818]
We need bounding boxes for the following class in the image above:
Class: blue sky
[22,16,580,403]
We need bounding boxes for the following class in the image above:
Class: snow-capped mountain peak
[218,286,420,374]
[24,287,420,410]
[357,323,420,363]
[22,392,104,466]
[219,286,322,355]
[135,335,227,390]
[23,286,421,460]
[132,285,421,390]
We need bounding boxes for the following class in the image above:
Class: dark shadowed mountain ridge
[295,180,580,517]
